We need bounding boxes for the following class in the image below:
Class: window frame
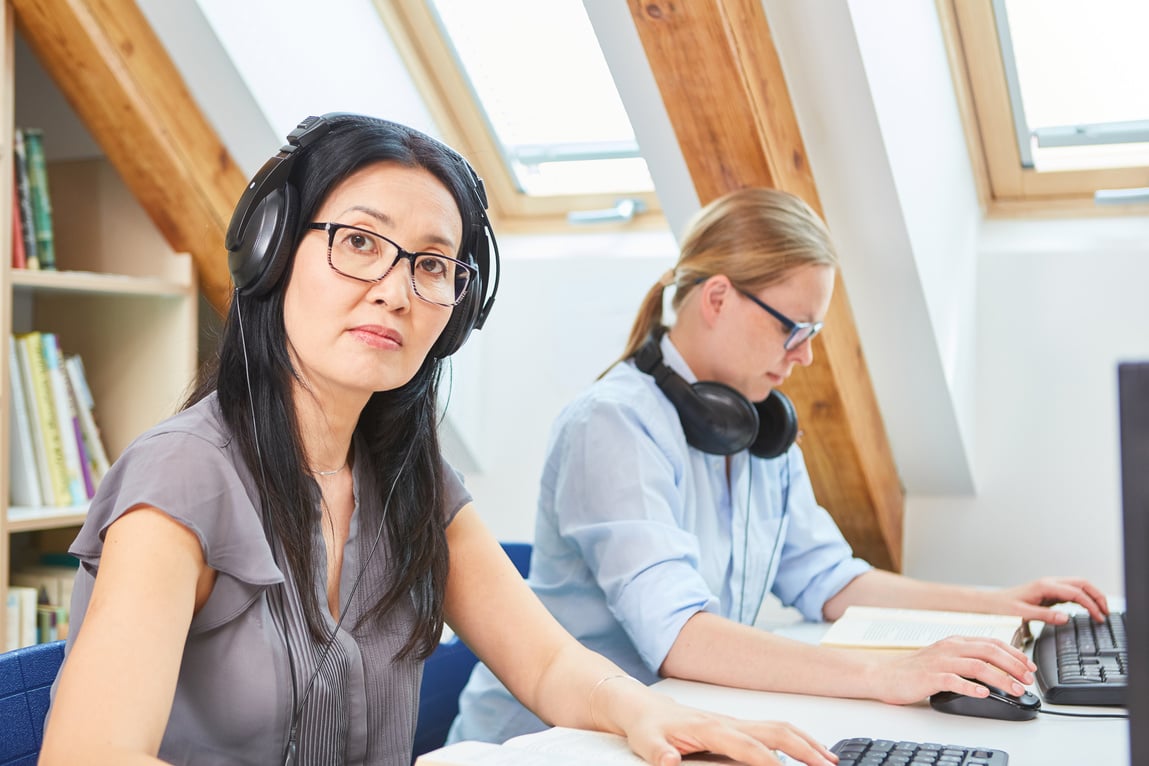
[373,0,664,231]
[937,0,1149,214]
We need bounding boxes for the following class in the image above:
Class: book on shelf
[42,332,90,504]
[22,127,56,270]
[6,586,39,650]
[64,370,96,498]
[37,604,67,643]
[11,564,77,615]
[12,332,110,507]
[416,728,737,765]
[16,330,71,505]
[819,605,1031,651]
[11,174,26,269]
[64,353,111,485]
[13,126,40,270]
[14,332,62,505]
[8,342,44,506]
[4,590,17,651]
[12,565,74,644]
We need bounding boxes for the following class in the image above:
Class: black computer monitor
[1119,362,1149,765]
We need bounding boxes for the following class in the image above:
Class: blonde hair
[607,188,838,374]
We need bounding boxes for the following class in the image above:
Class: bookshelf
[0,10,199,648]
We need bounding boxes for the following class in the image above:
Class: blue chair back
[412,542,531,760]
[0,640,65,765]
[499,542,532,580]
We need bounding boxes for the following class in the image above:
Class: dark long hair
[188,116,483,660]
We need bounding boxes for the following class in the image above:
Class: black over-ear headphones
[224,113,500,358]
[633,329,798,459]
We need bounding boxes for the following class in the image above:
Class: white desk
[651,621,1129,765]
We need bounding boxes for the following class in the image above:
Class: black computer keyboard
[1033,610,1128,705]
[830,738,1007,765]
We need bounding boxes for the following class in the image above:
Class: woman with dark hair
[39,115,835,766]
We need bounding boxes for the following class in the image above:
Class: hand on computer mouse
[864,636,1035,705]
[929,682,1041,721]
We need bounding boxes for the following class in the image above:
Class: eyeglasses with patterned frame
[308,222,476,307]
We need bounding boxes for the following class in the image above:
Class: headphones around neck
[224,113,500,358]
[633,329,798,459]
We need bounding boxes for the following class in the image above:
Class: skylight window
[997,0,1149,173]
[941,0,1149,209]
[423,0,653,199]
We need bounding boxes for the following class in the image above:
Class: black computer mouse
[929,684,1041,721]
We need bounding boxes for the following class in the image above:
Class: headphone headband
[225,117,333,255]
[224,113,500,356]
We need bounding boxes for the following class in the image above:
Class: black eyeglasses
[735,288,823,351]
[308,222,476,307]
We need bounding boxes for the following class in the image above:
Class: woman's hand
[866,636,1036,705]
[603,681,836,766]
[993,577,1109,624]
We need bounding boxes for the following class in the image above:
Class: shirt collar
[659,331,700,385]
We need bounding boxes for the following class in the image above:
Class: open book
[819,605,1031,651]
[416,727,739,765]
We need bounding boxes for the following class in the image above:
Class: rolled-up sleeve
[770,446,871,620]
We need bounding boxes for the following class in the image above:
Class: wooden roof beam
[629,0,905,569]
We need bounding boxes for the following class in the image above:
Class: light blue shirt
[449,335,871,744]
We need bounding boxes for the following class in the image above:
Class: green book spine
[23,128,55,271]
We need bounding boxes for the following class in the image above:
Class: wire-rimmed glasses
[308,222,476,307]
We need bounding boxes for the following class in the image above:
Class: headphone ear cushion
[676,380,760,455]
[432,219,491,358]
[229,185,298,298]
[634,331,759,456]
[431,270,482,358]
[750,389,799,459]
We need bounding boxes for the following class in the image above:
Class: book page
[415,736,640,766]
[418,729,742,765]
[508,728,739,763]
[508,728,646,764]
[820,606,1023,650]
[415,741,516,765]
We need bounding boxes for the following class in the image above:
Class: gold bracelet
[588,673,642,731]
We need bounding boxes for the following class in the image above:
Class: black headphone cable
[236,293,415,765]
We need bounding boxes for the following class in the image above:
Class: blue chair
[413,542,531,760]
[0,640,65,765]
[499,542,532,581]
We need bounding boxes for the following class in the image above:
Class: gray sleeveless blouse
[54,393,470,765]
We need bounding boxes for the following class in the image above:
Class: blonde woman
[452,187,1108,745]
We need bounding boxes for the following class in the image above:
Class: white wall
[442,231,678,542]
[906,217,1149,592]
